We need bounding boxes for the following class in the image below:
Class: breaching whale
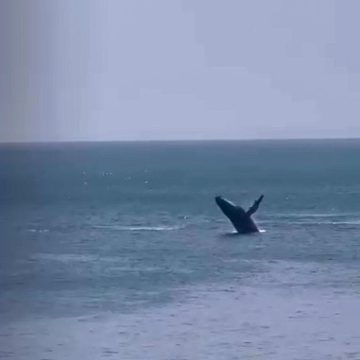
[215,195,264,234]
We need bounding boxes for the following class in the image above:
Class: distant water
[1,139,360,359]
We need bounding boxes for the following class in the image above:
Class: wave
[93,225,183,232]
[29,253,98,262]
[295,220,360,226]
[262,220,360,226]
[274,213,357,218]
[260,212,360,225]
[27,228,50,233]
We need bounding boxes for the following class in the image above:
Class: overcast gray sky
[1,0,360,142]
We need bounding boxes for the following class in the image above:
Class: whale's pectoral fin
[246,194,264,216]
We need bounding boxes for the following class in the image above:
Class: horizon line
[1,136,360,145]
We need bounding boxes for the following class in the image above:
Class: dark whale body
[215,195,264,234]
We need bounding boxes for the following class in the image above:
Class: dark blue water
[1,140,360,359]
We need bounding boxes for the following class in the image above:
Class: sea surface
[1,139,360,359]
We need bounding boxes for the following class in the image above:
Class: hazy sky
[1,0,360,142]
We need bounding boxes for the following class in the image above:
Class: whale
[215,195,264,234]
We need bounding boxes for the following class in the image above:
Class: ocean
[1,139,360,359]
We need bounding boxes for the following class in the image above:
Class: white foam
[27,228,49,233]
[93,225,183,232]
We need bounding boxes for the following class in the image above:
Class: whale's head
[215,196,229,209]
[215,195,223,204]
[215,196,237,213]
[215,195,247,216]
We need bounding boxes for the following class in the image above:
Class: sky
[1,0,360,142]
